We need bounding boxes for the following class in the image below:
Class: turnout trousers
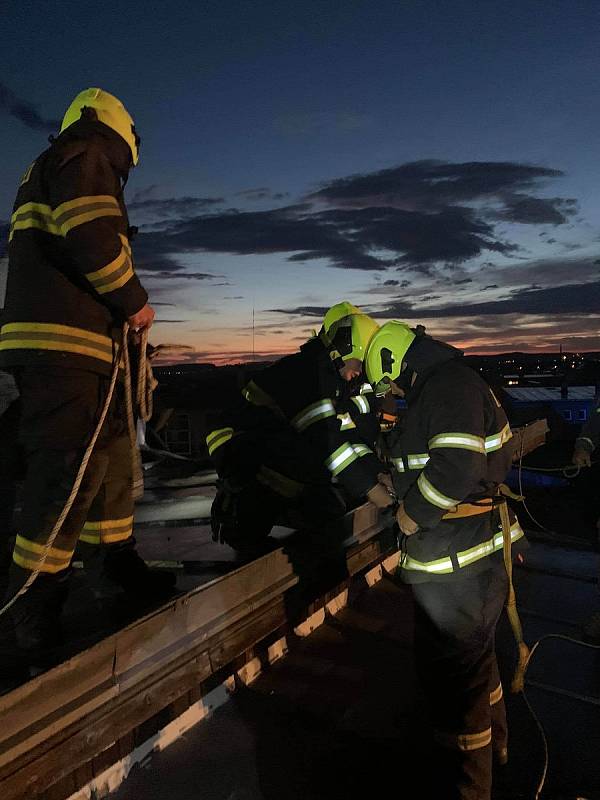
[410,564,508,800]
[6,367,136,652]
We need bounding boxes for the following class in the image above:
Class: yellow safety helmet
[60,88,140,165]
[320,301,379,363]
[364,321,416,392]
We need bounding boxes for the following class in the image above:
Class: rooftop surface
[504,386,597,402]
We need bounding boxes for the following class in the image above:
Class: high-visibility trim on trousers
[12,534,73,574]
[325,442,359,476]
[489,683,503,705]
[435,726,492,752]
[79,515,134,545]
[399,521,525,575]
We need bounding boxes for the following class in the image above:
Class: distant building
[502,386,597,435]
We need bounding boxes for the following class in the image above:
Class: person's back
[1,89,173,679]
[207,304,394,556]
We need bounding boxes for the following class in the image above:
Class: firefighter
[0,88,174,672]
[364,321,526,800]
[572,402,600,643]
[207,302,394,557]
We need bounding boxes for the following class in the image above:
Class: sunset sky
[2,0,599,364]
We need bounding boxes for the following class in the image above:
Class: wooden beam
[0,503,397,800]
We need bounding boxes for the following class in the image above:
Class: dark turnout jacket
[0,118,147,376]
[206,337,382,500]
[387,338,524,583]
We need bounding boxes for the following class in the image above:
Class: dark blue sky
[2,1,599,361]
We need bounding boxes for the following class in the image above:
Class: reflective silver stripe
[489,683,503,705]
[325,443,359,476]
[401,522,524,574]
[391,454,429,473]
[485,423,512,453]
[407,453,429,469]
[351,394,370,414]
[338,412,356,430]
[417,473,461,509]
[292,399,336,432]
[435,727,492,752]
[428,433,485,453]
[353,443,373,458]
[359,383,373,395]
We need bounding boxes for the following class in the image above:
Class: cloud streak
[0,82,60,132]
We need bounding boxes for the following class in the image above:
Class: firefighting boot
[102,540,177,621]
[6,568,71,676]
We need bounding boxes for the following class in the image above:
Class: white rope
[0,322,152,618]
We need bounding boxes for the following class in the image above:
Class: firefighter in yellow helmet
[365,321,526,800]
[207,302,394,557]
[0,89,174,675]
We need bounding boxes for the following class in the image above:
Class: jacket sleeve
[402,380,488,529]
[47,143,147,318]
[575,403,600,452]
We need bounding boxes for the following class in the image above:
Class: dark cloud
[138,269,223,281]
[129,196,224,217]
[377,281,600,319]
[0,82,60,132]
[497,195,577,225]
[267,306,329,318]
[383,279,400,286]
[309,160,564,210]
[454,278,473,285]
[131,160,574,273]
[483,285,498,290]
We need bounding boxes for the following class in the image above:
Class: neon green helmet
[365,321,416,392]
[61,88,140,165]
[320,301,379,363]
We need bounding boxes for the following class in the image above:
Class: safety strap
[498,493,530,693]
[442,498,494,519]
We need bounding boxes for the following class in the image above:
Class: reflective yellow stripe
[351,394,370,414]
[407,453,429,469]
[15,534,72,559]
[292,399,336,432]
[86,236,134,294]
[0,322,117,365]
[353,443,373,458]
[435,727,492,752]
[338,412,356,430]
[9,202,59,240]
[391,457,405,473]
[325,442,359,476]
[241,380,278,408]
[257,466,303,498]
[359,383,373,395]
[9,195,121,240]
[428,432,485,453]
[489,683,503,705]
[13,534,73,574]
[485,423,512,453]
[54,195,121,235]
[82,516,134,530]
[417,473,461,509]
[206,427,234,455]
[80,516,133,545]
[400,521,524,574]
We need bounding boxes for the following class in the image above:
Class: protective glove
[396,502,419,536]
[367,482,395,509]
[572,447,592,468]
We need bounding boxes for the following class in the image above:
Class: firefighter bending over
[207,302,394,557]
[364,321,526,800]
[0,88,174,673]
